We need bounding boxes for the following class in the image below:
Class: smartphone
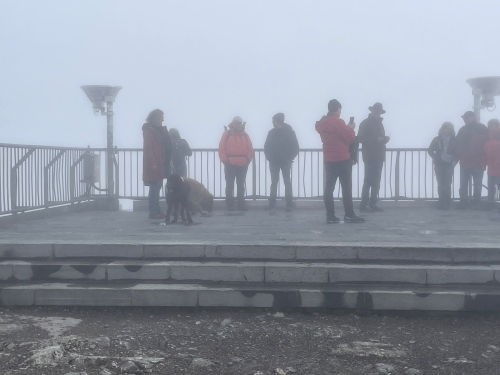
[349,116,354,124]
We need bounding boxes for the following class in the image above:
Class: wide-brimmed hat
[369,102,386,114]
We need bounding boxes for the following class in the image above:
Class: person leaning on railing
[169,128,192,177]
[142,109,172,219]
[315,99,365,224]
[218,116,254,212]
[264,112,299,212]
[428,122,457,210]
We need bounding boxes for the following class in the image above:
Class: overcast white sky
[1,0,500,149]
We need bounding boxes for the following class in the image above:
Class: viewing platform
[1,200,500,311]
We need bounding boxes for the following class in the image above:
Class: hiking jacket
[264,123,299,163]
[485,130,500,177]
[428,135,457,165]
[357,114,386,163]
[218,124,254,167]
[315,114,355,163]
[171,136,192,177]
[142,123,172,184]
[455,122,488,169]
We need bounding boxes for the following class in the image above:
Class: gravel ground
[1,307,500,375]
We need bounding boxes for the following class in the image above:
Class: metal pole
[473,91,481,123]
[106,100,114,196]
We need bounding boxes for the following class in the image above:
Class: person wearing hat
[218,116,254,211]
[315,99,365,223]
[264,113,300,211]
[357,102,390,212]
[455,111,488,209]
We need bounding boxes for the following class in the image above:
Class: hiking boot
[344,214,365,223]
[285,206,293,212]
[237,205,248,212]
[326,215,340,224]
[359,206,372,213]
[266,204,277,211]
[369,205,383,212]
[149,212,165,219]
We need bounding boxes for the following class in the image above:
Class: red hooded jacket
[218,124,254,167]
[315,115,356,162]
[485,130,500,177]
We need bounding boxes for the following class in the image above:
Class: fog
[1,0,500,150]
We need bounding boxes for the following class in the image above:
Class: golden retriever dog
[184,178,214,216]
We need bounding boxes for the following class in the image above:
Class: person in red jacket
[485,119,500,204]
[218,116,254,211]
[143,109,172,219]
[315,99,364,223]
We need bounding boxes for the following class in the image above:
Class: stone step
[1,261,499,285]
[2,282,500,311]
[1,242,500,264]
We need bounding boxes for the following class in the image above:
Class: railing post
[10,149,35,214]
[44,150,66,208]
[70,152,88,204]
[394,151,400,201]
[252,151,256,201]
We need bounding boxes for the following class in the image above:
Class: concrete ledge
[265,263,329,283]
[198,289,274,307]
[426,266,494,284]
[34,287,132,306]
[357,247,454,263]
[0,244,52,259]
[12,263,107,281]
[130,285,198,306]
[54,244,143,259]
[205,245,295,260]
[371,291,466,311]
[170,262,264,282]
[144,245,205,259]
[296,246,357,261]
[107,263,170,280]
[2,283,500,310]
[329,264,427,284]
[0,263,13,280]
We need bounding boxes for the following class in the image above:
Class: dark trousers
[488,176,500,201]
[360,161,383,208]
[435,163,454,206]
[324,160,354,217]
[459,166,484,204]
[225,164,248,208]
[269,160,293,207]
[148,180,163,214]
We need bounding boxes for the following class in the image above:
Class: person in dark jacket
[143,109,172,219]
[455,111,488,208]
[264,113,299,211]
[315,99,365,224]
[169,128,192,177]
[428,122,457,210]
[357,102,390,212]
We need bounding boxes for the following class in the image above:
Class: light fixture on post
[81,85,122,210]
[466,77,500,122]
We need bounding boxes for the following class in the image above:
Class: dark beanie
[328,99,342,112]
[272,113,285,123]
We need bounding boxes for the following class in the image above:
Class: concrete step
[1,261,499,286]
[2,282,500,311]
[1,242,500,264]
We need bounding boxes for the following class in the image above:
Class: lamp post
[81,85,122,209]
[466,77,500,122]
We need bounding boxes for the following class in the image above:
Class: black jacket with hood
[264,123,300,164]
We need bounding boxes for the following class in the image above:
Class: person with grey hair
[169,128,192,177]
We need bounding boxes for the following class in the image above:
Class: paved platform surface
[1,202,500,246]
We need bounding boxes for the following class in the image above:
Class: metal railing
[1,143,495,216]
